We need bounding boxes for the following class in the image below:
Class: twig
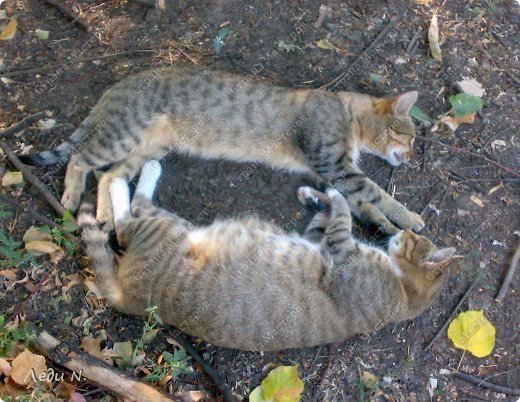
[32,329,180,401]
[452,371,520,396]
[406,27,423,54]
[169,331,241,402]
[0,112,49,139]
[386,167,396,193]
[7,273,50,322]
[320,18,398,90]
[128,0,156,7]
[0,194,79,243]
[423,276,480,352]
[0,141,67,217]
[495,242,520,303]
[415,135,520,179]
[42,0,89,30]
[1,50,157,78]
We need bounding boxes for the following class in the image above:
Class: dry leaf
[315,38,338,51]
[454,113,475,124]
[434,115,459,132]
[0,269,18,281]
[81,336,113,366]
[0,18,17,41]
[491,139,507,151]
[0,357,12,376]
[428,13,442,61]
[447,310,496,357]
[23,226,52,243]
[84,277,104,300]
[457,79,485,97]
[361,370,379,389]
[1,171,23,187]
[11,349,47,385]
[489,183,503,194]
[25,240,61,255]
[470,195,485,208]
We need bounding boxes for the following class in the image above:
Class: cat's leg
[96,154,148,229]
[321,188,356,261]
[61,154,90,212]
[297,186,330,243]
[109,177,132,235]
[317,159,424,233]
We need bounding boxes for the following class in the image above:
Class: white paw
[141,160,162,182]
[61,190,82,212]
[326,188,341,199]
[109,178,131,223]
[410,212,425,232]
[297,186,318,205]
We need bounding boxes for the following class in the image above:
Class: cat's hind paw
[297,186,328,211]
[136,160,162,199]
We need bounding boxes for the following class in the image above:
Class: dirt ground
[1,0,519,400]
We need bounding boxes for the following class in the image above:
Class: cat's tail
[18,125,90,166]
[78,202,124,306]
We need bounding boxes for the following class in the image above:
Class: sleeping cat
[22,66,423,233]
[78,160,456,351]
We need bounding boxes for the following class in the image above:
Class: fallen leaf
[434,115,459,132]
[0,357,11,376]
[490,139,507,151]
[2,171,23,187]
[142,328,159,344]
[360,370,379,390]
[368,72,383,82]
[457,209,469,217]
[492,240,506,248]
[34,29,49,40]
[84,277,104,300]
[23,226,52,244]
[11,349,47,385]
[315,5,332,28]
[54,381,76,399]
[457,79,485,98]
[449,93,484,118]
[410,105,432,126]
[25,240,61,255]
[249,365,304,402]
[447,310,496,357]
[428,12,442,61]
[0,269,18,281]
[454,113,476,124]
[470,195,485,208]
[0,18,17,41]
[315,38,337,51]
[81,336,113,366]
[70,392,87,402]
[489,183,503,194]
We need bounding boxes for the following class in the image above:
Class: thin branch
[453,371,520,396]
[169,331,241,402]
[42,0,89,30]
[0,112,49,139]
[320,18,398,90]
[0,194,79,243]
[1,50,157,78]
[0,141,68,218]
[423,276,480,352]
[495,242,520,303]
[415,135,520,179]
[406,27,423,54]
[33,329,180,401]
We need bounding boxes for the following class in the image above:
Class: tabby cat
[78,160,455,351]
[22,66,423,233]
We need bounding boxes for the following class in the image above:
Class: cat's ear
[424,247,457,278]
[393,91,418,115]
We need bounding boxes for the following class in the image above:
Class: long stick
[423,276,480,352]
[42,0,89,30]
[0,141,67,217]
[320,18,398,90]
[0,112,49,139]
[34,330,180,401]
[416,135,520,179]
[453,371,520,396]
[169,331,241,402]
[495,242,520,302]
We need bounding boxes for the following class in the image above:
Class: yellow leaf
[250,365,303,402]
[24,240,61,255]
[0,18,17,41]
[447,310,496,357]
[315,38,337,51]
[428,13,442,61]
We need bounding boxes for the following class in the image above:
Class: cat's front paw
[61,189,82,213]
[297,186,328,211]
[397,211,425,232]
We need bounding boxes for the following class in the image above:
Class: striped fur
[21,66,423,232]
[79,161,456,351]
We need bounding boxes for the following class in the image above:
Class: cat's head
[356,91,419,166]
[388,230,456,312]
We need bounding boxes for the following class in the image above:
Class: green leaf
[449,93,484,118]
[410,105,432,126]
[368,72,383,82]
[162,351,175,364]
[315,38,336,51]
[141,328,159,344]
[38,225,52,235]
[276,41,304,54]
[249,366,304,402]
